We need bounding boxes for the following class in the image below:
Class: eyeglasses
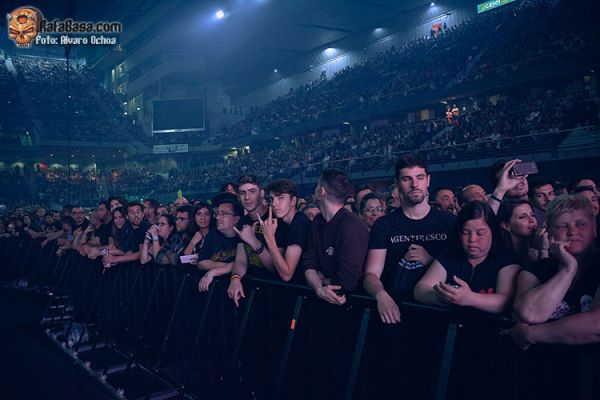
[175,217,189,221]
[362,207,385,214]
[214,211,235,217]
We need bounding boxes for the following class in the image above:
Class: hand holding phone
[512,161,538,177]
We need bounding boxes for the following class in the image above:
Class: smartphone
[512,161,538,177]
[179,254,198,264]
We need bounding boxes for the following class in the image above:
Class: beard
[404,189,427,205]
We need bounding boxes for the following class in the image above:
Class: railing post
[435,322,458,400]
[344,307,371,400]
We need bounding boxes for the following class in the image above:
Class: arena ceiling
[3,0,458,96]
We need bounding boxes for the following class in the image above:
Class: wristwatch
[254,244,265,255]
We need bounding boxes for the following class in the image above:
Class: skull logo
[7,8,42,48]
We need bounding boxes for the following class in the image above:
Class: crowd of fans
[2,155,599,358]
[210,0,596,141]
[6,56,134,143]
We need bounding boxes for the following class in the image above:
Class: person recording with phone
[487,159,536,214]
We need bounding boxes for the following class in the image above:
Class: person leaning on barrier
[414,201,520,313]
[363,154,455,323]
[198,199,242,292]
[140,214,175,264]
[154,205,194,266]
[228,175,281,306]
[504,195,600,348]
[303,169,369,305]
[259,179,311,282]
[102,202,149,266]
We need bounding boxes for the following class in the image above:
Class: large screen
[152,98,205,133]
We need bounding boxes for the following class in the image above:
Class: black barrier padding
[2,236,599,400]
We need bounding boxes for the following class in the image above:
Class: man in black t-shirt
[506,195,600,348]
[228,175,286,306]
[364,154,455,323]
[198,199,242,292]
[102,202,148,266]
[260,179,311,282]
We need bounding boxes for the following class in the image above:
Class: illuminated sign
[477,0,516,14]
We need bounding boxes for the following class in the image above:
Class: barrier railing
[1,237,598,400]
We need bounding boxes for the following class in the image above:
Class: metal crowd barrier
[0,236,598,400]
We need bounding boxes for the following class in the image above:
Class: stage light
[324,47,337,57]
[215,10,225,19]
[274,68,278,73]
[430,2,435,6]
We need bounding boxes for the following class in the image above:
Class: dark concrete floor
[0,287,113,399]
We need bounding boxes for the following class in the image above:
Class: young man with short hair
[363,154,455,323]
[260,179,311,282]
[227,175,282,306]
[303,169,370,305]
[528,176,556,227]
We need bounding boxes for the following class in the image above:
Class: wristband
[152,236,159,241]
[230,274,241,281]
[489,194,503,203]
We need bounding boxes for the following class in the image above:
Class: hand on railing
[227,278,245,307]
[316,285,346,305]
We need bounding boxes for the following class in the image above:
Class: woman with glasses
[359,193,386,230]
[140,214,176,264]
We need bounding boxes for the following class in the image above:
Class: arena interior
[0,0,599,399]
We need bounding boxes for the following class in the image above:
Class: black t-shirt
[369,207,456,300]
[75,219,90,232]
[436,247,519,294]
[112,222,135,253]
[524,251,600,320]
[237,211,286,277]
[276,212,311,282]
[96,221,111,246]
[130,221,150,251]
[198,230,238,263]
[281,212,311,249]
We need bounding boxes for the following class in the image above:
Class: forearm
[112,251,140,264]
[45,230,65,242]
[413,282,441,306]
[140,244,152,264]
[363,272,387,297]
[464,292,510,314]
[199,260,231,270]
[331,259,363,292]
[515,269,576,323]
[265,236,294,281]
[304,268,323,292]
[184,240,198,256]
[487,188,506,214]
[204,262,233,278]
[527,313,600,345]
